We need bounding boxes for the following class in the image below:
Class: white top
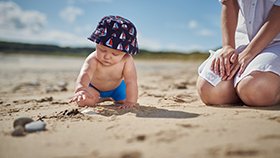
[219,0,280,48]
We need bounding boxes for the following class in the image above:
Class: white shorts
[198,43,280,87]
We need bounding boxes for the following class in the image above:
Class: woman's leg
[197,76,241,105]
[237,71,280,106]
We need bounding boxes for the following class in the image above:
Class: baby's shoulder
[122,54,134,62]
[85,52,98,63]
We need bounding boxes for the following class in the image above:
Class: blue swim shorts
[89,80,126,101]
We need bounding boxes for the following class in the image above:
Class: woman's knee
[197,77,215,105]
[237,72,280,106]
[196,77,239,105]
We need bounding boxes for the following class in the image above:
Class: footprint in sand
[206,146,260,158]
[176,123,199,128]
[129,130,181,144]
[154,130,185,143]
[139,85,156,90]
[8,108,21,113]
[119,151,142,158]
[13,97,53,104]
[268,116,280,123]
[88,150,142,158]
[258,134,280,140]
[225,149,259,156]
[173,82,188,89]
[127,134,147,143]
[45,81,68,93]
[171,95,198,104]
[12,81,40,92]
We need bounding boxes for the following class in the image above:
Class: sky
[0,0,222,53]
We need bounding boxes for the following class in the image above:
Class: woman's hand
[227,50,257,79]
[211,46,238,80]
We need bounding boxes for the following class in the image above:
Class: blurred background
[0,0,222,56]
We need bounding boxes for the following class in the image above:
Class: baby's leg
[237,71,280,106]
[111,80,126,106]
[197,76,241,105]
[77,87,100,107]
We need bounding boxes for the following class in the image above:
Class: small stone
[13,117,34,128]
[25,120,46,132]
[11,126,25,137]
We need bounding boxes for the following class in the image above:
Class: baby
[69,15,139,108]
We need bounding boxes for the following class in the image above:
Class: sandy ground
[0,53,280,158]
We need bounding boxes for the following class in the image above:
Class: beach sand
[0,53,280,158]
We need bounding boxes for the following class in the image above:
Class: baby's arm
[122,55,138,107]
[75,53,96,92]
[70,52,99,106]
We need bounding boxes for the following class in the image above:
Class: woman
[197,0,280,106]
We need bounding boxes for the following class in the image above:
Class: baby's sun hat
[88,15,139,55]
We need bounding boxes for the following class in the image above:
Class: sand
[0,53,280,158]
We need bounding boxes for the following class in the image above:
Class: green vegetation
[136,49,208,61]
[0,41,92,57]
[0,41,209,60]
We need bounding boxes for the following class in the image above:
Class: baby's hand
[69,90,93,107]
[119,102,139,109]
